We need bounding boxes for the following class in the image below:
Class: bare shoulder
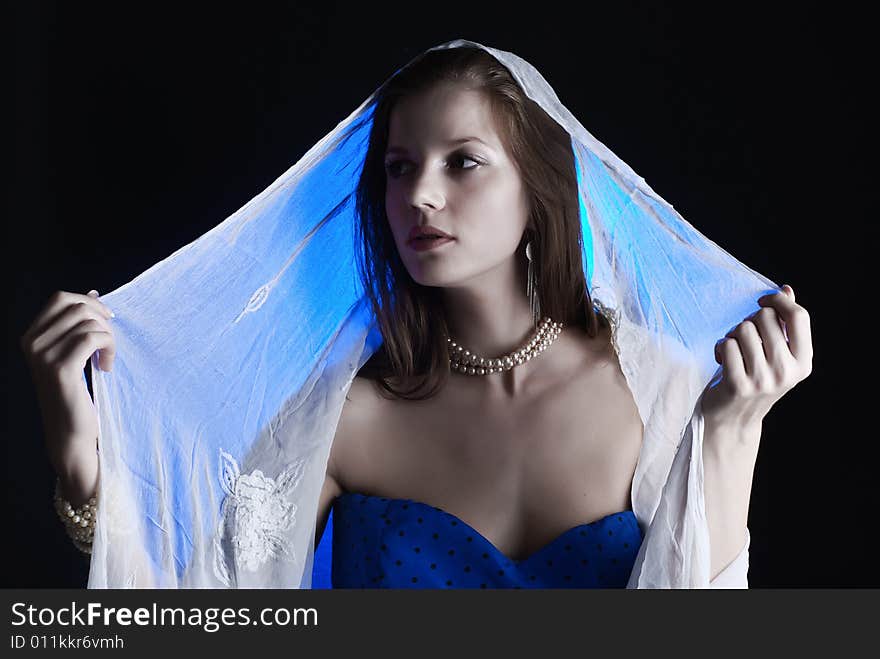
[328,374,385,490]
[564,319,641,427]
[345,374,394,416]
[562,317,616,374]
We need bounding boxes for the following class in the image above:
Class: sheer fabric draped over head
[87,39,775,589]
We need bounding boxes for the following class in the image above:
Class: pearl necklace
[446,316,563,376]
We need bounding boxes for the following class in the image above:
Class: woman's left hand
[701,284,813,433]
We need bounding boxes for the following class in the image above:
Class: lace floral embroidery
[213,449,306,586]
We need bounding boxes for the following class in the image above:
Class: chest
[332,347,645,562]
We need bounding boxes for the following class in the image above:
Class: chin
[408,270,450,288]
[402,260,460,288]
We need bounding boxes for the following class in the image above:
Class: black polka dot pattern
[330,492,643,589]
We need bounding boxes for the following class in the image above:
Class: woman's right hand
[20,289,116,507]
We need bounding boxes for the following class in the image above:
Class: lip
[407,224,454,244]
[408,236,455,252]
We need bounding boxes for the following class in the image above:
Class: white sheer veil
[86,38,775,588]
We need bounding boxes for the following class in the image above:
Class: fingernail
[88,289,115,316]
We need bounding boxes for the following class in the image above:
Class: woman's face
[384,82,530,288]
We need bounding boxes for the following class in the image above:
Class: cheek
[384,186,395,216]
[463,176,528,236]
[384,171,527,238]
[384,187,406,235]
[386,182,413,212]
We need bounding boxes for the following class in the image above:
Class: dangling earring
[525,240,540,330]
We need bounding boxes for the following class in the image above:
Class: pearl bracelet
[53,477,97,555]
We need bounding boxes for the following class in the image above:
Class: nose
[405,166,445,212]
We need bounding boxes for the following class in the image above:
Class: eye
[383,153,483,178]
[449,153,482,171]
[384,159,409,178]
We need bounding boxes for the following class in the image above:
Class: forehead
[386,83,502,152]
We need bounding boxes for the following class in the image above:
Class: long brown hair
[354,46,609,400]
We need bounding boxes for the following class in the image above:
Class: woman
[20,40,812,588]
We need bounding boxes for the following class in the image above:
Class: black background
[9,1,871,587]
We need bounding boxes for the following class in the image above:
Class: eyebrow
[385,136,492,155]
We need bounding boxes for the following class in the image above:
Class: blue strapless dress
[330,492,643,588]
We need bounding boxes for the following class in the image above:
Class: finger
[726,320,766,377]
[72,326,115,373]
[757,288,789,341]
[44,323,114,373]
[717,337,747,386]
[87,290,114,317]
[82,291,116,370]
[29,302,113,358]
[22,290,114,347]
[750,306,792,366]
[758,285,812,362]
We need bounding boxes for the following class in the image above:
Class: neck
[439,250,553,399]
